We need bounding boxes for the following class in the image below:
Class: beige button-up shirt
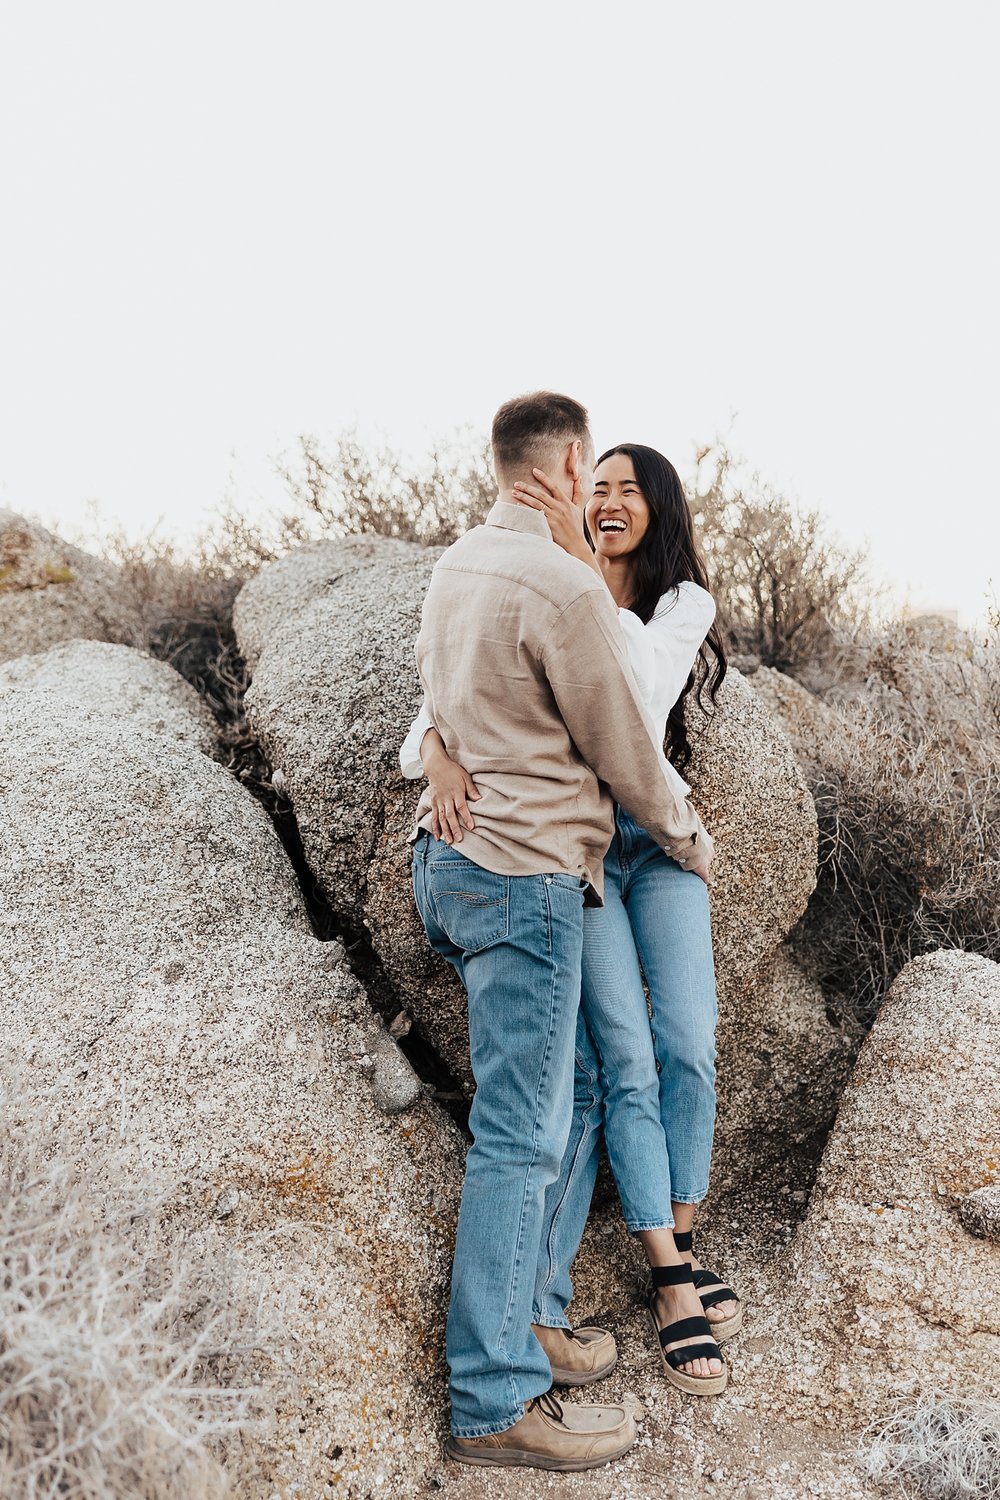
[411,501,704,902]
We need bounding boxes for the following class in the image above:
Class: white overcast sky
[1,2,997,622]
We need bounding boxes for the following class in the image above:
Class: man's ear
[567,438,582,480]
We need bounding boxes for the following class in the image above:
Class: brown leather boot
[445,1391,636,1470]
[531,1322,618,1385]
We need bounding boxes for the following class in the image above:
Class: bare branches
[688,445,871,676]
[274,428,496,547]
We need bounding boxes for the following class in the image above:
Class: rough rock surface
[235,540,847,1175]
[749,664,844,775]
[960,1183,1000,1243]
[0,644,462,1498]
[233,535,439,929]
[0,639,219,754]
[746,949,1000,1420]
[0,509,143,662]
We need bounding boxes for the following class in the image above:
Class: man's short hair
[491,391,591,478]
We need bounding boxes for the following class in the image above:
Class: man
[408,392,712,1470]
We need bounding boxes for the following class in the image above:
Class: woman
[400,444,741,1395]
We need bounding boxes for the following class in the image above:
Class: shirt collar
[485,499,552,541]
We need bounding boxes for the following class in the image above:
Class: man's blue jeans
[411,832,586,1437]
[532,806,718,1326]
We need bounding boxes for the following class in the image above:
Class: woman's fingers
[431,795,459,844]
[530,467,562,499]
[462,770,482,802]
[512,482,551,507]
[442,797,464,844]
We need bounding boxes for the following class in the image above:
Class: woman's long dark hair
[595,443,727,771]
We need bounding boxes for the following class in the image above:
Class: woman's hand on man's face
[512,469,596,568]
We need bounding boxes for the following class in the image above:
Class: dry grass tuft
[861,1393,1000,1499]
[0,1079,282,1500]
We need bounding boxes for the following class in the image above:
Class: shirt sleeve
[399,698,435,779]
[617,581,717,730]
[541,587,705,853]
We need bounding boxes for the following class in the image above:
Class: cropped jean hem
[670,1188,709,1206]
[529,1313,572,1330]
[627,1217,675,1232]
[451,1405,531,1440]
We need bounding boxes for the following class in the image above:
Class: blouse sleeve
[399,698,435,779]
[618,581,716,730]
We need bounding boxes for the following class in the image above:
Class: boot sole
[547,1352,619,1386]
[445,1433,636,1471]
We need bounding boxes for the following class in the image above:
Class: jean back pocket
[426,853,510,955]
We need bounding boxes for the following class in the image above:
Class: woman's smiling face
[585,452,651,558]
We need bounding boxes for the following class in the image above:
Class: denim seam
[627,1218,676,1232]
[492,874,563,1417]
[669,1190,708,1205]
[532,1059,601,1318]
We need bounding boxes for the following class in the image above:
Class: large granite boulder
[746,949,1000,1420]
[0,638,219,754]
[0,510,143,662]
[749,665,844,775]
[0,644,463,1497]
[234,537,858,1184]
[233,535,439,930]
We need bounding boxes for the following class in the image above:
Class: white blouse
[399,580,716,795]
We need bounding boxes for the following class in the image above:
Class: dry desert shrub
[687,444,872,678]
[861,1392,1000,1499]
[792,614,1000,1017]
[80,522,249,720]
[273,427,497,546]
[0,1081,281,1500]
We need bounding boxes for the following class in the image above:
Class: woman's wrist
[571,542,601,574]
[420,727,447,770]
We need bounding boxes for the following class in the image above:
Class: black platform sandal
[647,1262,728,1396]
[673,1230,744,1341]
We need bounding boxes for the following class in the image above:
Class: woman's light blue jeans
[411,832,587,1437]
[532,805,718,1327]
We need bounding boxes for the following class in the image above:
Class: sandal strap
[692,1268,739,1308]
[672,1229,694,1253]
[655,1313,714,1347]
[692,1267,726,1288]
[699,1284,739,1310]
[650,1262,694,1289]
[664,1341,724,1370]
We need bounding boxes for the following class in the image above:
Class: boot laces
[531,1390,565,1423]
